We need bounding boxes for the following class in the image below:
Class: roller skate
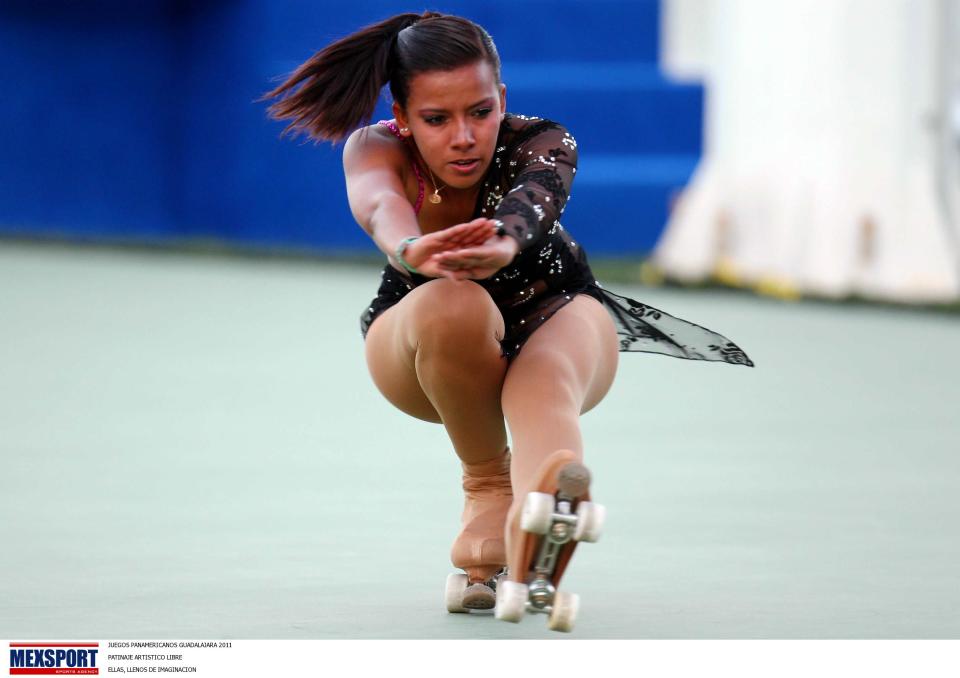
[495,449,606,632]
[445,447,512,613]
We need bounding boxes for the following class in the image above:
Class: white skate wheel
[521,492,555,534]
[573,501,606,542]
[445,573,469,613]
[547,590,579,632]
[494,580,528,623]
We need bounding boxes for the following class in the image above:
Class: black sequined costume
[360,113,754,367]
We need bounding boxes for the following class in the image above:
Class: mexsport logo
[8,643,99,675]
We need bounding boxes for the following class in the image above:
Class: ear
[498,83,507,120]
[391,102,411,136]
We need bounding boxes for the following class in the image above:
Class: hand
[398,218,499,278]
[430,232,520,281]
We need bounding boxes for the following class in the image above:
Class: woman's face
[394,59,506,193]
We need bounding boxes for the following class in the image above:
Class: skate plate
[496,449,605,632]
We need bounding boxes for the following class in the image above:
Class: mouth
[448,158,481,175]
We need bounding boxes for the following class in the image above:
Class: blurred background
[0,0,697,256]
[3,0,960,640]
[1,0,959,304]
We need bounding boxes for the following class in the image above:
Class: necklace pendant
[429,192,442,204]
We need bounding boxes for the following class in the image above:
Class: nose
[451,118,475,149]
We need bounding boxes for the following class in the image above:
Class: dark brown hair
[262,11,502,144]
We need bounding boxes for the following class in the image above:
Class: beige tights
[365,278,619,575]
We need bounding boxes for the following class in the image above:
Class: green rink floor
[1,240,958,639]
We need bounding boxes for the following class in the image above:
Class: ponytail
[262,12,430,143]
[263,11,500,144]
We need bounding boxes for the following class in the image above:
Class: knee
[408,280,504,348]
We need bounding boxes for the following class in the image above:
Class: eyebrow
[417,97,494,114]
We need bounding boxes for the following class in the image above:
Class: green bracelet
[395,236,422,275]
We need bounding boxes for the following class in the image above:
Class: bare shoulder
[342,122,412,219]
[343,123,408,173]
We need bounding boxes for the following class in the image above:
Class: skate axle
[524,602,554,616]
[527,578,556,610]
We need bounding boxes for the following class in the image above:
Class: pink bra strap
[377,120,424,215]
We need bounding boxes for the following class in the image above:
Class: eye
[423,115,445,125]
[473,108,492,118]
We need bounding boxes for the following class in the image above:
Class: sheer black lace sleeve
[493,119,578,251]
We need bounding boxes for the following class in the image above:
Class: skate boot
[494,449,606,632]
[445,447,513,613]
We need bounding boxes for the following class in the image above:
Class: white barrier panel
[658,0,960,303]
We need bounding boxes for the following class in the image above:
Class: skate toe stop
[557,463,591,497]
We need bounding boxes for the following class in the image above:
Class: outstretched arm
[343,127,421,260]
[343,127,497,278]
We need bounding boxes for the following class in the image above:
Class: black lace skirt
[360,254,753,368]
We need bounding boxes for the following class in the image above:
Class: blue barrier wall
[0,0,701,254]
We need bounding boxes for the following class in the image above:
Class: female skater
[264,11,752,631]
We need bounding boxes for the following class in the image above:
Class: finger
[422,235,486,260]
[427,231,475,251]
[443,219,497,240]
[444,219,487,236]
[456,223,494,242]
[446,229,490,248]
[461,217,492,230]
[434,252,476,268]
[441,246,493,262]
[433,254,468,271]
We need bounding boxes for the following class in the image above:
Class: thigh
[364,300,443,424]
[502,294,619,415]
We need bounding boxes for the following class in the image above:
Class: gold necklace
[425,164,445,204]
